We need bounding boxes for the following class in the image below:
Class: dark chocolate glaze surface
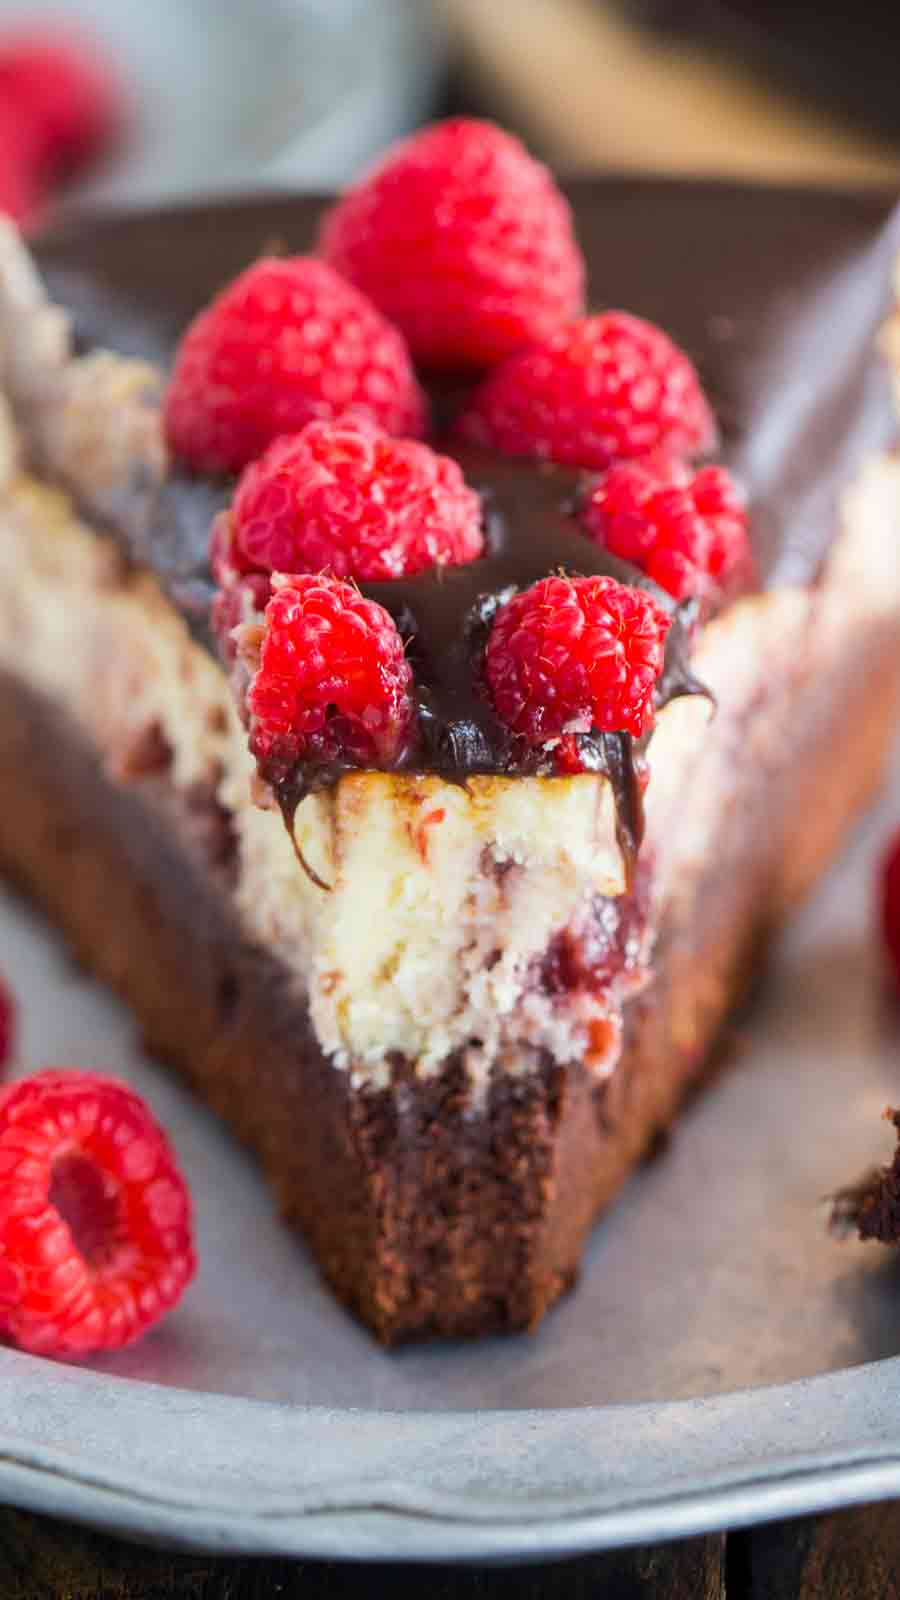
[37,178,900,582]
[32,178,900,840]
[130,447,694,867]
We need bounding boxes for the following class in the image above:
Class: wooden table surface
[8,1501,900,1596]
[440,0,900,185]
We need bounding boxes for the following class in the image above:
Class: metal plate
[2,742,900,1558]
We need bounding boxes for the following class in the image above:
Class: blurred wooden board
[12,1501,900,1595]
[0,1509,725,1598]
[441,0,900,184]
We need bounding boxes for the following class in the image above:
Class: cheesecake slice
[1,179,900,1342]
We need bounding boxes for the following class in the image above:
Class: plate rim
[4,1347,900,1559]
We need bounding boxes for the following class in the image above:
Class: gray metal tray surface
[2,744,900,1560]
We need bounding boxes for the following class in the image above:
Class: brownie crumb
[830,1109,900,1243]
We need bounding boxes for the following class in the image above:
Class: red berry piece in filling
[485,573,671,752]
[164,257,427,476]
[245,573,415,782]
[882,830,900,994]
[457,312,716,471]
[226,416,484,584]
[0,1070,195,1357]
[584,452,752,603]
[319,116,585,368]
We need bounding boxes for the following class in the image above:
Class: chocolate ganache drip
[123,446,706,873]
[34,180,900,875]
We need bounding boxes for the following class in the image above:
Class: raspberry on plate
[0,30,122,181]
[882,830,900,994]
[223,417,484,585]
[244,573,415,782]
[0,1070,195,1357]
[485,573,671,749]
[319,117,585,369]
[457,312,716,471]
[584,453,752,603]
[164,257,427,475]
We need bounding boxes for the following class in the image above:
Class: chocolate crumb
[829,1109,900,1242]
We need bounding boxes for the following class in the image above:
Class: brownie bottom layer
[0,632,897,1342]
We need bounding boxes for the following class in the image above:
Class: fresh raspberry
[881,830,900,994]
[164,257,427,476]
[0,107,43,227]
[0,1070,195,1357]
[244,574,415,781]
[225,417,483,585]
[484,574,670,749]
[457,312,716,471]
[584,453,752,603]
[0,977,16,1075]
[318,117,585,368]
[0,31,122,181]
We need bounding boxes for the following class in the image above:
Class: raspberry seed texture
[226,417,484,584]
[0,1070,195,1356]
[165,257,426,475]
[585,452,751,603]
[319,117,585,368]
[457,312,716,471]
[245,573,415,782]
[485,573,671,750]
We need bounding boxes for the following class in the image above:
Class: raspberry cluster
[210,417,485,746]
[162,116,748,787]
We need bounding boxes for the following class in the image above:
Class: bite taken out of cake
[2,121,900,1344]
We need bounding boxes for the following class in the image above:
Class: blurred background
[1,0,899,228]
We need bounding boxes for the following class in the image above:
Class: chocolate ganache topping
[67,435,701,867]
[33,178,900,860]
[152,447,705,866]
